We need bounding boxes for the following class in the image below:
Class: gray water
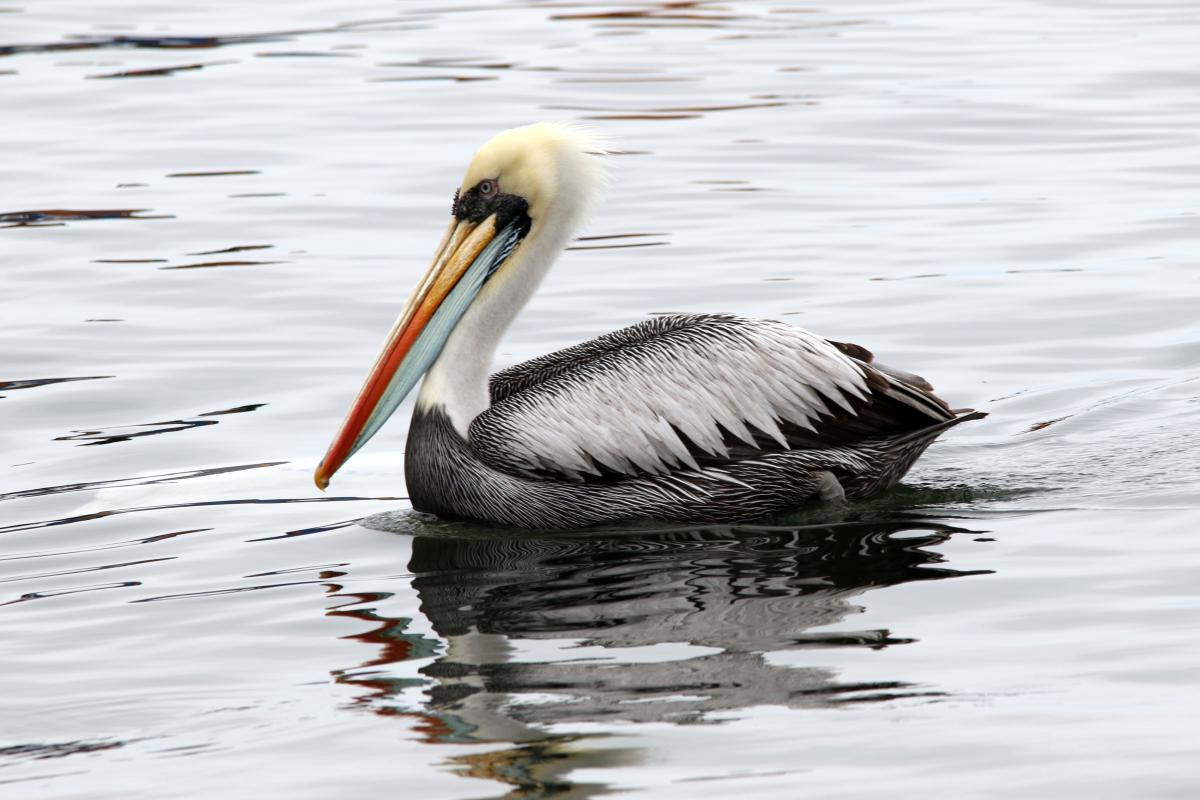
[3,1,1199,796]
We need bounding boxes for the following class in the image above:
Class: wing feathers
[473,314,949,482]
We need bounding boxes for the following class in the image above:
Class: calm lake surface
[3,1,1199,796]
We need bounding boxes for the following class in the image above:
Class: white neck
[415,127,606,435]
[416,201,583,435]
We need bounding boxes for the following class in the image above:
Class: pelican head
[314,122,607,489]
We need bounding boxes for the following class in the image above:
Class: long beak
[314,213,514,490]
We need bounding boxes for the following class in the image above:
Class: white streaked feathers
[470,315,871,481]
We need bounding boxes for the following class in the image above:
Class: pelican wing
[474,314,953,481]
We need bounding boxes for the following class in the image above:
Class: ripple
[165,169,260,178]
[0,27,339,57]
[54,403,267,446]
[0,462,285,503]
[0,375,111,397]
[0,739,129,760]
[1,580,140,606]
[87,60,235,79]
[0,497,396,537]
[0,208,171,227]
[159,259,286,270]
[186,244,273,255]
[0,555,174,585]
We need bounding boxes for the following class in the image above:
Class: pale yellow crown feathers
[460,122,609,222]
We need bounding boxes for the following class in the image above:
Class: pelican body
[315,123,983,528]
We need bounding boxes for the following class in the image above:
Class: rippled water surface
[4,1,1200,796]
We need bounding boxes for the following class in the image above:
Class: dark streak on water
[0,30,312,56]
[575,232,667,241]
[87,61,237,79]
[165,170,260,178]
[0,497,398,537]
[0,209,172,226]
[53,404,268,446]
[566,241,668,250]
[0,463,285,502]
[254,51,354,59]
[372,75,497,83]
[159,259,287,270]
[0,740,129,760]
[1,580,143,607]
[546,101,789,114]
[55,419,219,446]
[0,376,112,396]
[198,404,268,417]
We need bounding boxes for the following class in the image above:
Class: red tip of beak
[313,465,330,492]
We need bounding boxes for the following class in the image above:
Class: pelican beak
[315,213,521,490]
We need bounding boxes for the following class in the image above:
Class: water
[3,0,1199,796]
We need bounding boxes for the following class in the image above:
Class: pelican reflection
[330,519,987,752]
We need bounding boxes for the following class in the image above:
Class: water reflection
[330,520,987,791]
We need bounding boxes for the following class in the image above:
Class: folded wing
[475,314,954,482]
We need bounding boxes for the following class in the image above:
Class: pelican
[314,123,984,528]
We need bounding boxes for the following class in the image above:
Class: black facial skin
[452,180,531,236]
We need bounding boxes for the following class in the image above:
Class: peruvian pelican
[315,123,984,528]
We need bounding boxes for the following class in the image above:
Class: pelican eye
[455,178,519,223]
